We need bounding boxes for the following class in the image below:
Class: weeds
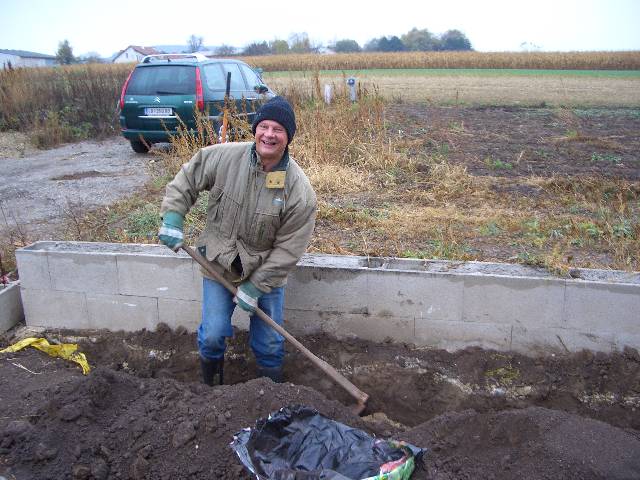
[591,152,623,164]
[480,221,502,236]
[485,157,513,170]
[0,64,128,147]
[0,203,32,274]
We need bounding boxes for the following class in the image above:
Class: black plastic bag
[231,405,423,480]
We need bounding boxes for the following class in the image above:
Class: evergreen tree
[56,39,75,65]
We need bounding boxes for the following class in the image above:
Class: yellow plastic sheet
[0,337,91,375]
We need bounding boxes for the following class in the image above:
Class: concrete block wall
[0,282,24,333]
[16,241,640,355]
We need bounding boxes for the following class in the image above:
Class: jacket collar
[251,143,290,172]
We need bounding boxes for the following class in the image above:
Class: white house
[112,45,162,63]
[0,49,57,69]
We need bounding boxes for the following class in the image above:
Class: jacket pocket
[208,186,239,237]
[250,207,281,250]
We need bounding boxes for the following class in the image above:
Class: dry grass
[1,61,638,151]
[241,51,640,71]
[308,168,639,273]
[9,72,634,274]
[0,64,130,146]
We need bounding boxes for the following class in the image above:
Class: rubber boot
[201,357,224,386]
[256,365,283,383]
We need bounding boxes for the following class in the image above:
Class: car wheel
[130,139,150,154]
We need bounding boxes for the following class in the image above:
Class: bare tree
[289,33,315,53]
[187,35,204,53]
[215,44,236,56]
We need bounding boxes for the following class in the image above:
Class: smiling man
[158,96,317,385]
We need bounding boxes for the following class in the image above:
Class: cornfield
[0,63,131,144]
[1,51,638,146]
[240,51,640,72]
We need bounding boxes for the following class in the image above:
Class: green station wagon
[118,53,274,153]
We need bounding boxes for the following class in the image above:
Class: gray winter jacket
[160,141,317,292]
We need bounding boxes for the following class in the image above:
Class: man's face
[255,119,288,164]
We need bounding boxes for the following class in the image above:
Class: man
[158,96,317,385]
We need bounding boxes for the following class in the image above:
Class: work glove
[158,211,184,251]
[234,281,264,313]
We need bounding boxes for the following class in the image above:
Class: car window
[126,66,196,95]
[221,63,246,91]
[202,63,226,91]
[240,64,262,89]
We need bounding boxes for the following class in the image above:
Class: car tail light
[119,69,134,110]
[195,67,204,111]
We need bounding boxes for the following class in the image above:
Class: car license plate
[144,107,172,116]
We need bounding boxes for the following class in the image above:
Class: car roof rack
[141,53,209,63]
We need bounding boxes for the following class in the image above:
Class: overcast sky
[1,0,639,57]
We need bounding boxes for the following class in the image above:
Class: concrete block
[15,249,51,290]
[462,276,565,327]
[21,289,88,329]
[367,271,464,322]
[287,267,369,311]
[287,309,415,344]
[0,282,24,333]
[414,319,512,351]
[156,299,259,334]
[191,263,204,302]
[86,294,158,332]
[48,251,118,294]
[14,243,640,355]
[158,298,201,331]
[510,326,616,355]
[116,254,200,301]
[564,282,640,335]
[280,308,325,336]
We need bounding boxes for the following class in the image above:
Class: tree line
[233,28,472,56]
[52,27,472,65]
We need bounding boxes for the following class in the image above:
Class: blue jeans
[197,277,285,368]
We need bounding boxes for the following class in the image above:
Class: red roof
[115,45,162,58]
[129,45,162,55]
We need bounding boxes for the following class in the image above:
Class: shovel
[181,245,370,415]
[219,71,231,143]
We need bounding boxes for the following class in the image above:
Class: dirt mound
[1,360,364,480]
[404,407,640,479]
[1,328,639,479]
[58,327,640,433]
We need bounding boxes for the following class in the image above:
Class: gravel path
[0,135,150,240]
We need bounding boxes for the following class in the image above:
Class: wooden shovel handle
[219,71,231,143]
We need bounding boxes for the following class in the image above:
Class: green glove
[234,281,264,313]
[158,211,184,251]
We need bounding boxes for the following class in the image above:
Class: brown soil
[388,105,640,180]
[2,325,639,479]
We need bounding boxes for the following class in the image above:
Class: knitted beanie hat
[252,96,296,144]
